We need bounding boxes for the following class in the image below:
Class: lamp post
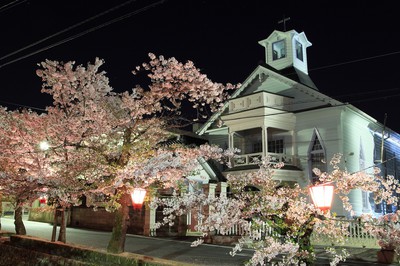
[309,184,334,212]
[39,141,50,151]
[130,188,146,209]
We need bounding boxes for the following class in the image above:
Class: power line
[0,0,166,69]
[213,90,400,123]
[0,0,397,78]
[0,0,137,62]
[309,51,400,72]
[2,86,400,115]
[0,0,27,14]
[0,100,46,112]
[332,88,400,99]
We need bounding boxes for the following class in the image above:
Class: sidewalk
[313,245,398,265]
[166,235,397,265]
[1,217,398,265]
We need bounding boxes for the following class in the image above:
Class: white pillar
[150,206,156,236]
[208,183,217,199]
[229,131,235,166]
[219,182,227,198]
[262,127,268,157]
[229,131,234,150]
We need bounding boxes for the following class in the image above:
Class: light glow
[39,141,50,151]
[131,188,146,209]
[39,196,47,205]
[309,184,334,211]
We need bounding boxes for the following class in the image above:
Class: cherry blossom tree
[35,53,237,252]
[0,108,49,235]
[156,154,400,265]
[3,51,399,265]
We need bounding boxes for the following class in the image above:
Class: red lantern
[131,188,146,209]
[309,184,334,212]
[39,196,47,205]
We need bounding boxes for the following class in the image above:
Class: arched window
[308,129,326,184]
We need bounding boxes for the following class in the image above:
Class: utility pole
[380,113,389,214]
[380,113,388,164]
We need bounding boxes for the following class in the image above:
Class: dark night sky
[1,0,399,131]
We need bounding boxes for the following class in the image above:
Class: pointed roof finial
[278,15,290,31]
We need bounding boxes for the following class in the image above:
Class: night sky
[1,0,399,131]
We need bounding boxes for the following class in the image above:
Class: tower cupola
[258,30,312,74]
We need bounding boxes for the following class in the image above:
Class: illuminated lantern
[131,188,146,209]
[39,141,50,151]
[309,184,334,212]
[39,196,47,205]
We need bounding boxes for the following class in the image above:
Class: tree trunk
[0,194,2,230]
[51,208,58,242]
[107,193,130,253]
[14,205,26,235]
[57,207,67,243]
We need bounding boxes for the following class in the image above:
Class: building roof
[262,63,318,90]
[196,63,342,135]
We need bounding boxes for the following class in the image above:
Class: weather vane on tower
[278,15,290,31]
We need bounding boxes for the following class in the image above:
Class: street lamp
[309,184,334,212]
[39,196,47,206]
[130,188,146,209]
[39,141,50,151]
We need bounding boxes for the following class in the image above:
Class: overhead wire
[0,0,138,63]
[309,51,400,72]
[0,0,399,114]
[0,0,27,14]
[0,0,167,111]
[2,86,399,119]
[0,100,46,112]
[0,0,166,69]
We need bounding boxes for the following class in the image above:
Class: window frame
[272,40,286,61]
[308,129,326,184]
[295,40,303,61]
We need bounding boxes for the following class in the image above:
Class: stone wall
[70,207,115,231]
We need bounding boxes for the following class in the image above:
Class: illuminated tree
[35,54,236,252]
[157,154,400,265]
[0,108,49,235]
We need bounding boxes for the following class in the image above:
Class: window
[268,139,284,154]
[272,40,286,60]
[308,130,326,184]
[253,142,262,153]
[232,128,262,154]
[295,40,303,61]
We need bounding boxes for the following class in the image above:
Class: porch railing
[233,152,293,167]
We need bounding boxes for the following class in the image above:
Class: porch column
[229,131,235,167]
[229,131,234,150]
[178,186,188,236]
[208,183,217,199]
[144,203,157,236]
[290,129,295,166]
[204,183,217,214]
[218,182,227,198]
[262,127,268,158]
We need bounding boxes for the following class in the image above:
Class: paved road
[1,217,398,265]
[0,217,253,265]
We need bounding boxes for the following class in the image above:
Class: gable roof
[196,64,342,135]
[265,63,318,90]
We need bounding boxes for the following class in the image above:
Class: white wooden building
[196,29,400,217]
